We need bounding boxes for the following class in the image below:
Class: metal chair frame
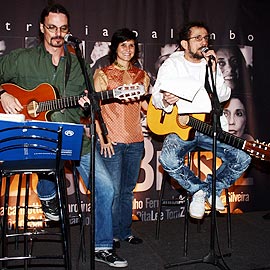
[0,125,71,270]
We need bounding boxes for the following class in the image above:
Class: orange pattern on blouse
[94,64,150,143]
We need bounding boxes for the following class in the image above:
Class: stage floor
[2,210,270,270]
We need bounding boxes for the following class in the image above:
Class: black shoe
[95,250,128,268]
[40,196,60,221]
[263,213,270,220]
[124,235,143,244]
[113,239,121,249]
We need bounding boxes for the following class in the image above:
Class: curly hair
[178,21,209,50]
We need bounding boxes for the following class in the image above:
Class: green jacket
[0,43,92,156]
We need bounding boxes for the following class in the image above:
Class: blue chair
[0,124,71,269]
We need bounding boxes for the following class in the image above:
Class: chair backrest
[0,125,63,162]
[0,120,84,161]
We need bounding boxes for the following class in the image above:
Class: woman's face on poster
[217,48,240,90]
[223,98,246,138]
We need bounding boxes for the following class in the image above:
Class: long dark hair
[109,28,139,64]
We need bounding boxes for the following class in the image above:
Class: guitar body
[1,83,57,121]
[0,83,145,122]
[147,97,205,140]
[147,97,270,161]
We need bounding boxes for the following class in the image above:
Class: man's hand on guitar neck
[0,87,23,114]
[162,91,179,107]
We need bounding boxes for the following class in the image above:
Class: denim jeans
[160,133,251,197]
[96,141,144,240]
[37,149,114,250]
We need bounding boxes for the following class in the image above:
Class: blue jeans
[37,149,114,250]
[160,133,251,197]
[96,141,144,240]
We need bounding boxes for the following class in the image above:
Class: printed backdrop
[1,0,270,225]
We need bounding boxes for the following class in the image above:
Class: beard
[191,51,204,60]
[187,44,204,60]
[50,36,64,48]
[189,50,204,60]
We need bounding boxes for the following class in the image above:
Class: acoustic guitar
[147,97,270,161]
[0,83,145,121]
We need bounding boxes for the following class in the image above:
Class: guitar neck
[37,90,115,113]
[188,116,246,150]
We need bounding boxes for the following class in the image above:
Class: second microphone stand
[165,58,231,270]
[73,41,108,270]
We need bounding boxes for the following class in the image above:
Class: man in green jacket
[0,3,127,267]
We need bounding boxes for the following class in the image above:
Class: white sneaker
[189,190,206,219]
[207,195,225,211]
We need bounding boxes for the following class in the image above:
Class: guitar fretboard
[36,90,116,113]
[188,116,245,150]
[37,96,81,112]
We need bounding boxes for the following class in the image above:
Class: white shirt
[152,51,231,114]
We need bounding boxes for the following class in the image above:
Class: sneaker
[124,235,143,244]
[189,190,206,219]
[95,250,128,268]
[40,196,60,221]
[207,195,225,211]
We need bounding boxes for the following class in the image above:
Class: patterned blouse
[94,63,150,143]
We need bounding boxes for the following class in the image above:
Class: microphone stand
[73,41,108,270]
[164,58,230,270]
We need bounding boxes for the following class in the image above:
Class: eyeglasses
[187,35,210,42]
[43,24,69,33]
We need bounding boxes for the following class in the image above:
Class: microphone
[64,33,82,44]
[201,47,215,60]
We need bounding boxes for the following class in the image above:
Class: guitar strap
[64,45,72,88]
[55,44,72,115]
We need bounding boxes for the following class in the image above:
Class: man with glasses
[152,21,251,219]
[0,3,128,267]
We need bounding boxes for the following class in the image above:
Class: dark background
[0,0,269,218]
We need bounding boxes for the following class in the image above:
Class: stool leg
[225,189,232,250]
[186,150,202,255]
[72,161,86,262]
[56,169,71,270]
[2,176,11,269]
[195,151,202,234]
[155,171,168,240]
[15,174,23,250]
[183,192,189,257]
[24,174,31,270]
[184,152,193,256]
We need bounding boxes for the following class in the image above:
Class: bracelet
[0,90,6,97]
